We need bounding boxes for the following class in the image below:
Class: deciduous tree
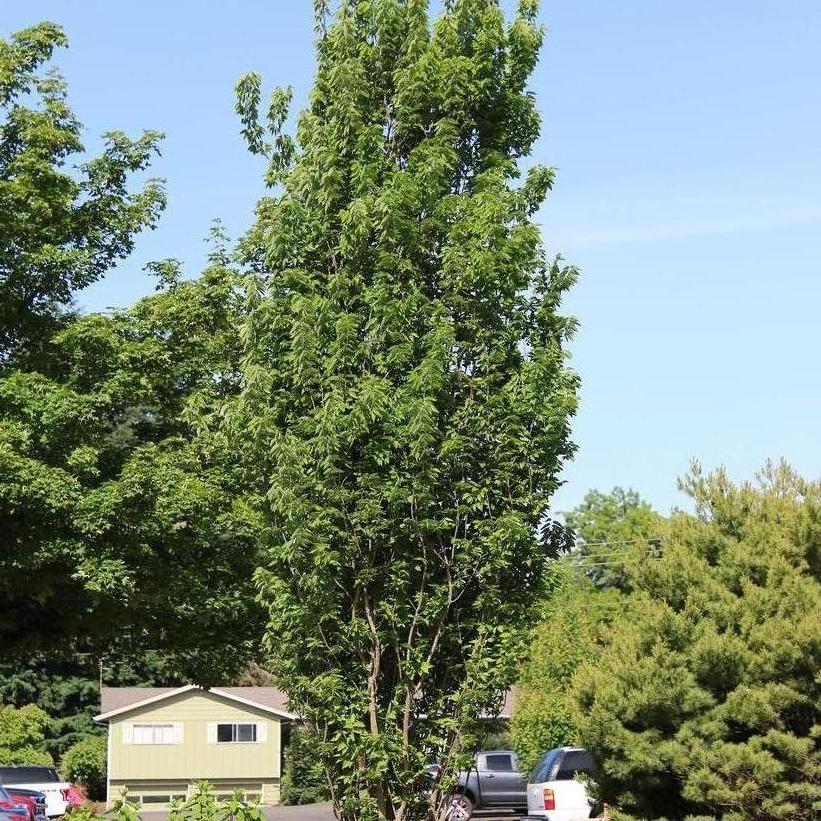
[236,2,577,818]
[0,238,263,678]
[0,704,52,766]
[0,22,164,369]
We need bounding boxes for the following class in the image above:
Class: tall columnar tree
[236,2,578,819]
[0,22,164,369]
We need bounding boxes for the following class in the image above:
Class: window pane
[217,724,234,743]
[157,725,175,744]
[236,724,257,743]
[556,751,593,780]
[485,754,513,772]
[133,724,175,744]
[133,725,152,744]
[532,751,559,783]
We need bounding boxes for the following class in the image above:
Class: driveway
[141,804,520,821]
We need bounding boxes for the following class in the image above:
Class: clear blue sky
[7,1,820,514]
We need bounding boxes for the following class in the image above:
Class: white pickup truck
[0,768,70,818]
[524,747,602,821]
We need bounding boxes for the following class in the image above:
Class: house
[94,685,296,809]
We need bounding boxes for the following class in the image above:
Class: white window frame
[126,723,182,745]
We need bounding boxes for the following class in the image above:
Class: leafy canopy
[0,234,263,678]
[236,1,577,819]
[511,488,661,774]
[0,22,164,369]
[61,735,107,800]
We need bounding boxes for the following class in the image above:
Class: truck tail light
[543,788,555,810]
[60,790,70,801]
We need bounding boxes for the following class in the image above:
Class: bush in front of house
[169,782,264,821]
[61,735,106,800]
[280,727,329,805]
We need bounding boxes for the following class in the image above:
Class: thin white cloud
[555,204,821,247]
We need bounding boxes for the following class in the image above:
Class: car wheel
[448,792,474,821]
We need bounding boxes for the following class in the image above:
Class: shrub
[68,783,262,821]
[0,704,53,765]
[280,727,329,806]
[169,782,263,821]
[61,736,106,800]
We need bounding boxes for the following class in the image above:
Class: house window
[132,724,176,745]
[216,723,258,743]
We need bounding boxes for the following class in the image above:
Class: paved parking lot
[142,804,521,821]
[142,803,334,821]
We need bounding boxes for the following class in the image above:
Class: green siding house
[95,686,296,809]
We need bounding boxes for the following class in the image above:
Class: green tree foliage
[0,704,52,765]
[280,727,331,806]
[565,486,665,589]
[0,21,257,671]
[0,22,165,369]
[511,568,607,775]
[573,462,821,820]
[236,2,577,818]
[511,490,660,774]
[61,735,106,800]
[0,659,101,758]
[0,237,263,677]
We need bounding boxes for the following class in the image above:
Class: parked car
[525,747,602,821]
[0,787,31,821]
[434,750,527,820]
[2,789,47,821]
[0,769,70,818]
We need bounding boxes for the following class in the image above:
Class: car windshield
[0,767,60,784]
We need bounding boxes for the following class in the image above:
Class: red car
[0,787,33,821]
[4,789,47,821]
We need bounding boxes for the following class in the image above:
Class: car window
[0,767,60,784]
[555,751,594,780]
[484,753,514,772]
[531,750,560,783]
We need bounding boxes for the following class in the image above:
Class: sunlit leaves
[238,2,576,818]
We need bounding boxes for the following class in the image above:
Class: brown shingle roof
[99,686,292,718]
[100,687,180,715]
